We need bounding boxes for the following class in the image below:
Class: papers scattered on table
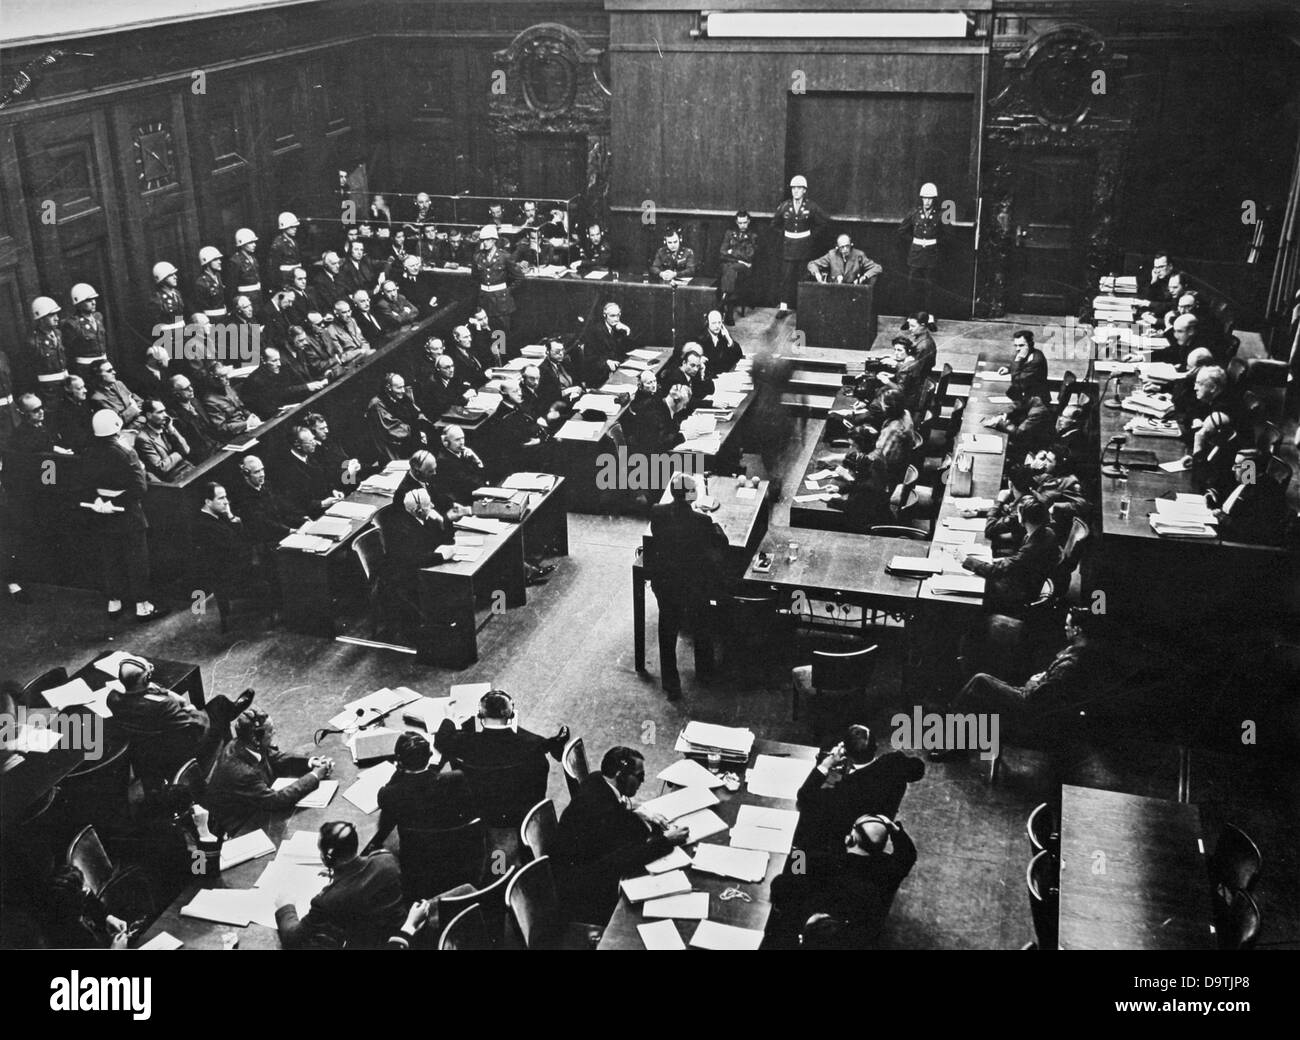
[621,870,692,903]
[180,888,271,927]
[275,830,324,865]
[93,650,140,678]
[302,516,354,540]
[960,434,1004,454]
[1148,496,1218,539]
[139,931,183,951]
[657,757,726,789]
[645,847,694,874]
[1139,361,1183,382]
[326,500,379,522]
[795,492,834,503]
[678,721,755,760]
[40,677,112,717]
[925,573,986,598]
[690,843,770,883]
[729,805,800,855]
[1160,457,1192,473]
[342,760,397,814]
[0,724,62,753]
[690,920,764,951]
[1126,416,1182,438]
[575,393,621,415]
[1099,275,1139,294]
[583,269,609,280]
[677,809,729,844]
[501,472,556,492]
[745,754,815,800]
[644,892,709,920]
[678,434,723,455]
[327,687,420,731]
[640,785,720,822]
[279,533,335,553]
[454,515,508,535]
[219,829,276,871]
[638,920,686,950]
[888,555,945,576]
[358,470,406,495]
[557,418,605,441]
[272,777,339,808]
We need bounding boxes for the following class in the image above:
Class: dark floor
[3,307,1297,949]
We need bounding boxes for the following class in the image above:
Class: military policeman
[63,283,110,375]
[718,210,757,325]
[472,225,525,341]
[26,296,68,409]
[193,247,227,319]
[772,174,830,316]
[225,227,263,309]
[268,212,302,289]
[650,228,697,284]
[148,262,186,357]
[898,181,944,314]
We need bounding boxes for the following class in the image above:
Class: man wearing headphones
[793,724,924,858]
[105,657,253,783]
[552,745,690,925]
[433,690,569,825]
[362,732,471,857]
[205,709,334,837]
[275,821,406,950]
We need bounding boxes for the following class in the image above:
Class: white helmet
[479,225,499,241]
[31,296,61,320]
[789,175,808,188]
[277,211,299,231]
[234,227,258,248]
[92,409,124,438]
[199,246,222,267]
[70,283,98,305]
[152,261,179,284]
[919,182,939,199]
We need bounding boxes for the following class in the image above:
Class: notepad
[342,761,396,814]
[676,809,729,844]
[645,847,693,874]
[272,777,339,809]
[657,758,727,789]
[888,556,944,576]
[681,722,755,756]
[279,533,334,553]
[640,785,720,822]
[931,527,976,545]
[926,573,986,597]
[745,754,815,800]
[620,870,692,903]
[180,889,261,927]
[637,920,686,950]
[218,828,276,871]
[690,843,771,883]
[326,500,378,521]
[275,830,324,866]
[729,805,800,854]
[689,920,765,951]
[942,516,988,532]
[960,434,1004,454]
[139,931,183,951]
[643,892,710,920]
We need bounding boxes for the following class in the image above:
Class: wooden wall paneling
[0,125,41,357]
[186,74,261,251]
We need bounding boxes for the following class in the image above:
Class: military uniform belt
[237,283,261,293]
[481,282,507,292]
[912,238,937,247]
[784,230,811,238]
[38,370,69,383]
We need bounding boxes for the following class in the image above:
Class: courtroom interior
[1,0,1299,953]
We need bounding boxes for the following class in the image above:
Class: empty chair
[459,756,550,829]
[1026,849,1059,950]
[1026,802,1059,857]
[720,593,790,670]
[506,856,601,950]
[520,798,557,862]
[398,817,488,899]
[351,525,387,637]
[1215,888,1261,950]
[20,666,68,708]
[890,465,919,519]
[561,736,589,801]
[437,864,517,948]
[1209,823,1262,895]
[791,645,879,739]
[439,904,492,950]
[66,824,154,925]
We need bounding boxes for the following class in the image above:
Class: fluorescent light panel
[704,12,969,39]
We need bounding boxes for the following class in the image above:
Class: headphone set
[119,656,155,688]
[318,821,357,871]
[847,813,895,855]
[475,690,517,732]
[606,748,645,797]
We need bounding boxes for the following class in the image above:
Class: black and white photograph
[0,0,1297,994]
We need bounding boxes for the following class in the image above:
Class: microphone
[1102,434,1128,479]
[1101,370,1125,410]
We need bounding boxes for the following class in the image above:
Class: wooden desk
[632,479,772,671]
[597,737,818,950]
[796,280,879,351]
[1058,784,1215,950]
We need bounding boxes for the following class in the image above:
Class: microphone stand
[1101,434,1128,479]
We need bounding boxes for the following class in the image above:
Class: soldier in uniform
[569,222,613,275]
[650,228,697,283]
[897,182,944,315]
[808,233,884,287]
[472,225,525,341]
[267,212,302,289]
[63,283,110,376]
[193,246,227,321]
[147,261,186,364]
[772,174,830,317]
[718,210,757,325]
[25,296,69,410]
[225,227,263,310]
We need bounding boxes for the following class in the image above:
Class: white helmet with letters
[789,175,808,189]
[31,296,61,321]
[919,182,939,199]
[199,246,222,267]
[92,409,124,438]
[277,211,299,231]
[70,283,98,305]
[234,227,258,248]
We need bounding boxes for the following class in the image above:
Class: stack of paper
[575,393,621,415]
[689,920,765,950]
[446,682,491,724]
[275,829,324,865]
[710,390,747,409]
[139,932,183,951]
[1122,390,1175,418]
[960,434,1004,454]
[745,754,815,799]
[583,269,609,280]
[676,721,755,763]
[501,472,556,492]
[931,527,976,546]
[40,678,113,718]
[327,687,421,730]
[645,847,693,874]
[888,556,944,576]
[1138,361,1183,383]
[628,348,660,361]
[346,726,403,762]
[1099,275,1140,295]
[1149,496,1218,539]
[1149,516,1217,539]
[271,777,339,808]
[519,344,548,359]
[690,844,770,883]
[358,470,406,495]
[620,870,692,903]
[557,419,605,441]
[926,573,986,598]
[342,761,397,814]
[401,696,449,731]
[729,805,800,854]
[326,500,379,522]
[219,829,276,871]
[657,758,726,789]
[1126,415,1182,438]
[279,532,335,553]
[454,515,507,535]
[302,516,353,540]
[639,785,720,822]
[678,434,723,455]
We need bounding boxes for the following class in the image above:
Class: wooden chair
[720,593,790,670]
[398,817,488,899]
[505,856,601,950]
[66,824,154,923]
[561,736,589,801]
[170,758,205,804]
[520,798,557,862]
[438,904,492,950]
[1026,802,1059,857]
[436,864,517,948]
[1215,888,1261,950]
[1026,849,1059,950]
[351,525,387,638]
[1209,823,1262,895]
[869,525,927,540]
[20,666,68,708]
[791,645,879,741]
[459,757,550,828]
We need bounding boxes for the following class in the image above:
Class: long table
[1058,784,1215,950]
[596,737,818,950]
[632,478,772,671]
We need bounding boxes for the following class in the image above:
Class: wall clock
[134,122,175,191]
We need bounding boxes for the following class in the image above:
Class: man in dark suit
[351,289,388,345]
[193,480,274,601]
[448,325,488,388]
[538,339,583,416]
[275,822,405,950]
[435,424,486,504]
[793,725,925,857]
[396,255,440,318]
[646,471,729,699]
[366,372,428,462]
[339,239,384,300]
[276,425,342,520]
[165,373,222,461]
[433,690,568,825]
[309,251,350,313]
[259,288,299,352]
[552,746,689,925]
[416,354,472,421]
[239,346,323,418]
[205,709,333,837]
[961,496,1060,615]
[582,302,632,386]
[698,309,743,373]
[378,488,456,640]
[626,381,687,463]
[375,280,420,333]
[982,382,1054,456]
[362,732,472,855]
[1001,329,1050,403]
[229,453,304,573]
[659,346,714,418]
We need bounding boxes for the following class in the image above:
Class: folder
[620,870,692,903]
